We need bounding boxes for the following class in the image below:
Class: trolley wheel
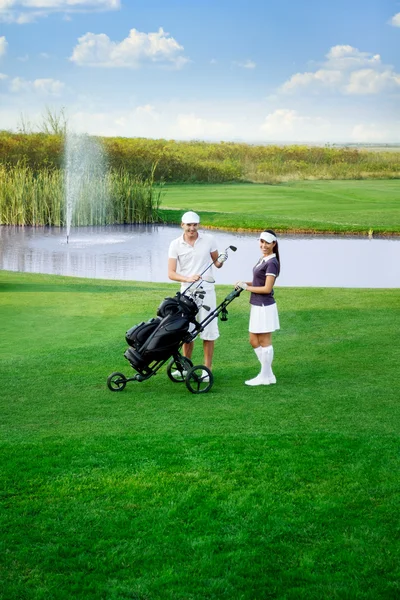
[167,357,193,383]
[107,372,127,392]
[185,365,214,394]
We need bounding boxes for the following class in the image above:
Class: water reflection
[0,224,399,288]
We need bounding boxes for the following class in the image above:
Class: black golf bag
[123,291,201,372]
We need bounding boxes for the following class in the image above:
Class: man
[168,211,227,377]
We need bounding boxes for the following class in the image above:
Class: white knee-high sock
[260,345,274,379]
[254,346,263,363]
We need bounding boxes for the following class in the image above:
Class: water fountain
[64,132,108,243]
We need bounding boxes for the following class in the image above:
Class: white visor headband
[259,231,277,243]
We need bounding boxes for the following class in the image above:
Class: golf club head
[201,275,215,283]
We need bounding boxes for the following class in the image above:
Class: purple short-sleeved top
[250,254,279,307]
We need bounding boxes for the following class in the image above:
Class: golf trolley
[107,246,242,394]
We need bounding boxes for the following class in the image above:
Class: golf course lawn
[160,180,400,234]
[1,270,400,599]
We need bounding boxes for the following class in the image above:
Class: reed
[0,163,163,226]
[105,163,163,225]
[1,132,399,184]
[0,163,63,226]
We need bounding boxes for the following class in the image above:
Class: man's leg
[170,341,194,379]
[182,341,194,359]
[203,340,215,370]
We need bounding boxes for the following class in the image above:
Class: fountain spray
[64,131,108,243]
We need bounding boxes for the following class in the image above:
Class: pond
[1,224,399,288]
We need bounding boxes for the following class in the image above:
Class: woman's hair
[265,229,281,277]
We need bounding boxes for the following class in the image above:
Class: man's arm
[212,249,226,269]
[168,257,200,283]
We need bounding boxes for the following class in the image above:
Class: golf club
[184,245,237,293]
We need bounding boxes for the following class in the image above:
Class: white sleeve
[208,234,218,253]
[168,239,178,259]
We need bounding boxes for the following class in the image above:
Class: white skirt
[249,303,280,333]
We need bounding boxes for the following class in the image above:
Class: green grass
[160,180,400,235]
[1,270,400,599]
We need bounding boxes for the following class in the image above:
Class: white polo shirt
[168,231,218,291]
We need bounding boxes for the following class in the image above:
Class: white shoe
[268,374,276,384]
[171,369,187,379]
[245,374,269,386]
[201,369,210,382]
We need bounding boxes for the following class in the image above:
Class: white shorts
[249,303,280,334]
[187,288,219,341]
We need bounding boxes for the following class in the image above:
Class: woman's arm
[240,275,276,294]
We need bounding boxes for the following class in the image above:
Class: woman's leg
[246,333,264,385]
[249,332,261,348]
[249,333,263,364]
[257,332,272,347]
[259,333,275,384]
[246,332,276,386]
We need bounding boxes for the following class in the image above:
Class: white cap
[181,211,200,224]
[259,231,277,243]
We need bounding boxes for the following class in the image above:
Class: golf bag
[124,291,201,371]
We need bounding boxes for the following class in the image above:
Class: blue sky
[0,0,399,142]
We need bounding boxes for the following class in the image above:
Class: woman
[236,230,281,386]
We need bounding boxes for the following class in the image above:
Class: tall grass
[0,163,163,226]
[1,132,399,184]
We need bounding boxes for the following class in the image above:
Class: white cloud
[345,69,400,94]
[0,72,8,79]
[389,13,400,27]
[65,105,335,142]
[70,27,189,69]
[10,76,65,95]
[176,113,233,138]
[59,105,234,140]
[280,45,400,95]
[233,59,256,69]
[9,76,28,92]
[0,35,7,57]
[135,104,159,120]
[0,10,38,23]
[260,108,330,141]
[0,0,120,23]
[113,104,160,128]
[351,122,400,143]
[325,45,382,70]
[0,95,397,144]
[282,69,343,92]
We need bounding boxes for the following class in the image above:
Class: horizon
[3,127,400,149]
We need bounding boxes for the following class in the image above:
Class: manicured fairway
[1,271,400,599]
[161,180,400,234]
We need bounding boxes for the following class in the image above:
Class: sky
[0,0,399,143]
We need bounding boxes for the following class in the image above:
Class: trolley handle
[196,286,244,332]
